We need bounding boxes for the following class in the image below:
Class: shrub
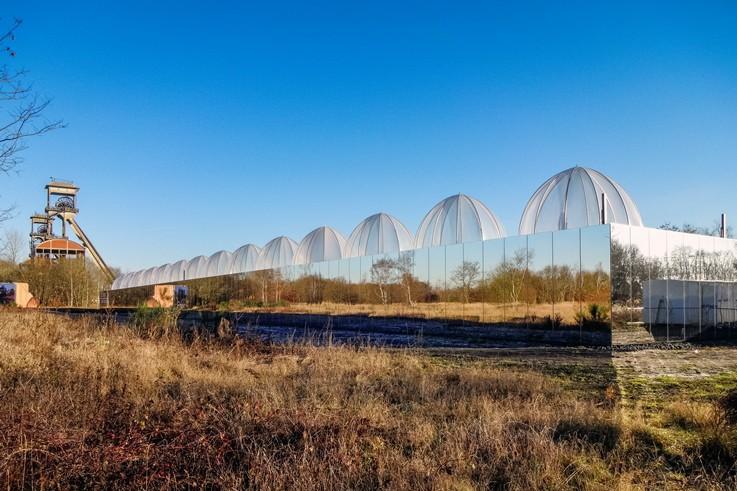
[130,305,180,339]
[544,313,564,329]
[588,303,609,321]
[574,303,610,325]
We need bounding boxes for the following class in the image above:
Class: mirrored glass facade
[111,225,628,344]
[611,224,737,343]
[108,223,737,346]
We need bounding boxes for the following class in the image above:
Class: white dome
[415,193,505,248]
[345,213,414,257]
[135,270,148,287]
[206,250,233,277]
[232,244,262,273]
[257,236,298,270]
[139,267,157,286]
[186,255,208,280]
[119,274,129,289]
[168,260,187,283]
[127,271,142,288]
[152,264,169,284]
[294,226,347,264]
[157,264,173,283]
[123,273,134,288]
[519,166,644,234]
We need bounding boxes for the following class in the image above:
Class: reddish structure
[29,180,114,282]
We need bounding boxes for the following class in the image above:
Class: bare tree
[1,18,64,221]
[450,260,480,303]
[396,252,415,305]
[496,248,529,304]
[0,228,23,264]
[658,221,734,239]
[370,258,396,305]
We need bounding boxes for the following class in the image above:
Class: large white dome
[111,275,122,289]
[158,263,173,283]
[125,271,138,288]
[186,255,208,280]
[519,166,643,234]
[232,244,262,273]
[118,273,131,289]
[140,267,157,287]
[124,273,135,288]
[345,212,414,257]
[168,259,187,283]
[415,193,505,248]
[205,250,233,277]
[151,264,169,285]
[257,236,298,270]
[294,226,347,264]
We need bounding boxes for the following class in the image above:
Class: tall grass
[0,311,735,489]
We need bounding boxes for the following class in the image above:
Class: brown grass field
[1,310,736,489]
[229,301,583,324]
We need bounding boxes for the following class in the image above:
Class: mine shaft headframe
[29,213,54,257]
[45,178,80,217]
[30,213,53,237]
[31,178,116,283]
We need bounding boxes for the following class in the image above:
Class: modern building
[106,167,737,345]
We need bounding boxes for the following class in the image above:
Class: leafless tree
[496,248,530,304]
[0,228,23,264]
[451,260,480,304]
[1,18,64,221]
[370,258,396,305]
[396,252,415,305]
[659,221,734,239]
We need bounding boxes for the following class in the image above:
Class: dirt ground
[613,345,737,379]
[424,343,737,410]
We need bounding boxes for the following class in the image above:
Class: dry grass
[0,311,735,490]
[230,301,583,324]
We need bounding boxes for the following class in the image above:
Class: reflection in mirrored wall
[580,225,612,344]
[482,238,505,323]
[106,223,737,345]
[611,224,631,334]
[527,232,553,327]
[445,244,465,319]
[553,228,582,329]
[463,241,483,322]
[503,235,528,324]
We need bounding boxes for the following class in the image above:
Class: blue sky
[2,1,736,271]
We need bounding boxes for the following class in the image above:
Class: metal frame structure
[29,180,114,282]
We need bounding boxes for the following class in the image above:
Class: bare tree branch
[0,17,65,203]
[0,228,23,264]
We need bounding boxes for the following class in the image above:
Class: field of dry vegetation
[1,310,736,489]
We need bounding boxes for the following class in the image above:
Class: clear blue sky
[2,1,736,271]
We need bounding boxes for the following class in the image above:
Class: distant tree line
[659,221,734,239]
[0,255,111,307]
[125,250,611,310]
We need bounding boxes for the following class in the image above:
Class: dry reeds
[0,311,735,489]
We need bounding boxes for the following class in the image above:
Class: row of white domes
[113,166,642,289]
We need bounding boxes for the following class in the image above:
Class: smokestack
[600,193,608,225]
[721,213,727,238]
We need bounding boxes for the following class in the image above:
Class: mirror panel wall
[611,224,737,344]
[106,224,737,344]
[109,225,623,339]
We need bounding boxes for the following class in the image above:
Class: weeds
[0,311,735,489]
[130,305,181,339]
